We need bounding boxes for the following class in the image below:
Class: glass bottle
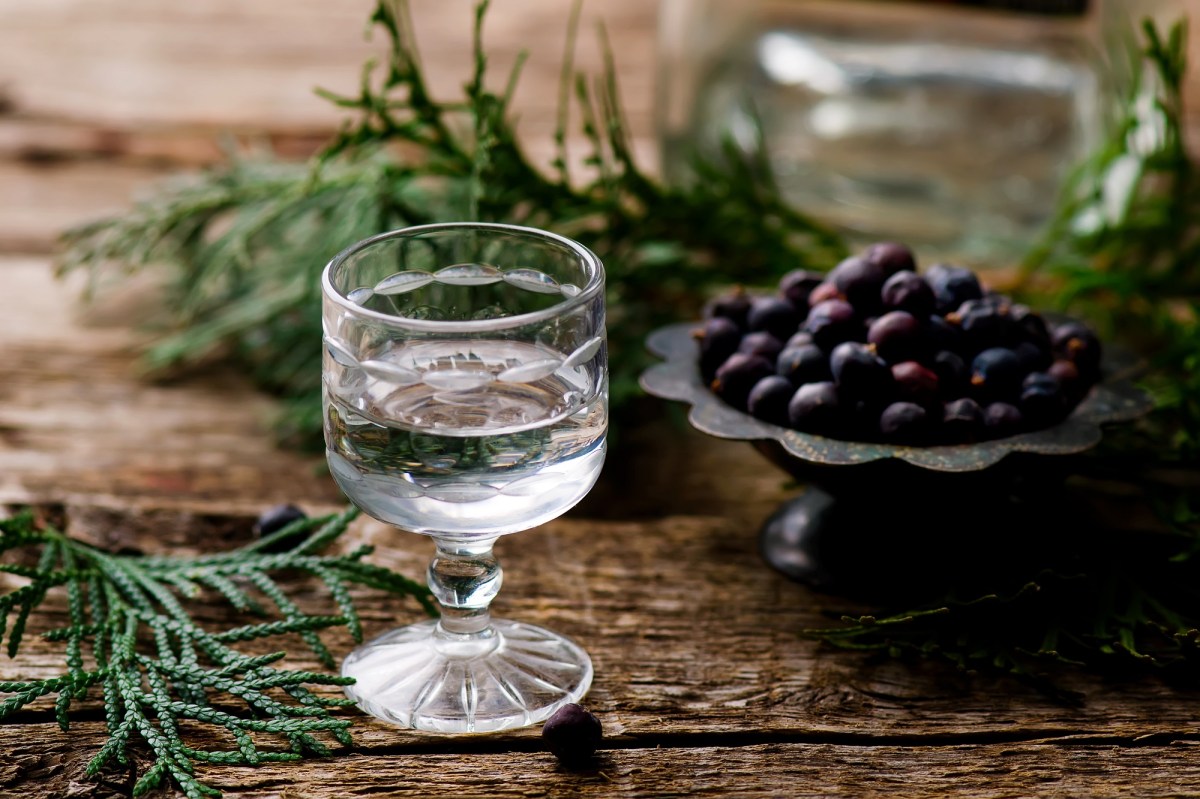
[657,0,1161,266]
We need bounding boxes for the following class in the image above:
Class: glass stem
[428,537,502,643]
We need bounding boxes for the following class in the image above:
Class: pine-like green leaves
[57,0,845,447]
[0,508,433,798]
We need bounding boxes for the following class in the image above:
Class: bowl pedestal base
[758,471,1080,602]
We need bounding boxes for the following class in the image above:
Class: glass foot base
[341,618,593,733]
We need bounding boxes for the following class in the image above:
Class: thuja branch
[0,509,433,798]
[57,0,845,447]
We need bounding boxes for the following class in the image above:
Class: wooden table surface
[2,2,1199,797]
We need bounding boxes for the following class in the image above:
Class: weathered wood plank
[0,161,172,254]
[3,720,1198,799]
[0,256,342,511]
[0,0,657,152]
[3,507,1198,741]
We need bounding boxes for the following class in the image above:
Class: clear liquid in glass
[325,339,607,538]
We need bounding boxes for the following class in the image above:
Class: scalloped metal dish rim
[640,322,1155,474]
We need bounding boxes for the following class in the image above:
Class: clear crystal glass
[321,223,607,733]
[658,0,1115,264]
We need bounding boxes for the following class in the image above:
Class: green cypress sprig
[56,0,845,448]
[0,508,433,798]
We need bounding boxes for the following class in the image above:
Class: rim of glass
[321,222,605,332]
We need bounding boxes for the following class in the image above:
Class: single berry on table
[254,504,308,553]
[542,703,603,766]
[254,504,307,537]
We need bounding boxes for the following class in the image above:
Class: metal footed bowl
[640,322,1155,598]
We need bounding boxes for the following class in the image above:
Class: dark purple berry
[865,241,917,277]
[925,263,983,315]
[926,314,964,355]
[1010,304,1050,347]
[695,317,741,381]
[747,296,801,341]
[932,350,968,398]
[255,504,307,536]
[747,375,794,426]
[881,270,935,317]
[943,397,985,442]
[1052,322,1102,376]
[830,255,887,314]
[543,703,602,766]
[803,299,859,351]
[808,281,844,307]
[951,299,1017,353]
[867,311,924,364]
[712,353,774,411]
[254,504,308,553]
[779,270,824,312]
[788,381,842,433]
[1048,359,1084,399]
[984,402,1024,437]
[776,344,831,387]
[785,331,815,350]
[879,401,931,443]
[737,331,785,362]
[891,361,939,406]
[830,341,894,398]
[1020,372,1068,426]
[970,347,1023,403]
[704,289,751,329]
[1014,341,1052,373]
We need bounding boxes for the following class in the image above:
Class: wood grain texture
[2,1,1200,795]
[3,721,1199,799]
[3,501,1198,742]
[0,0,658,160]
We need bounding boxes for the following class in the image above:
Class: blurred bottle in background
[658,0,1177,267]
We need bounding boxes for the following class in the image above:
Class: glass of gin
[321,223,607,733]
